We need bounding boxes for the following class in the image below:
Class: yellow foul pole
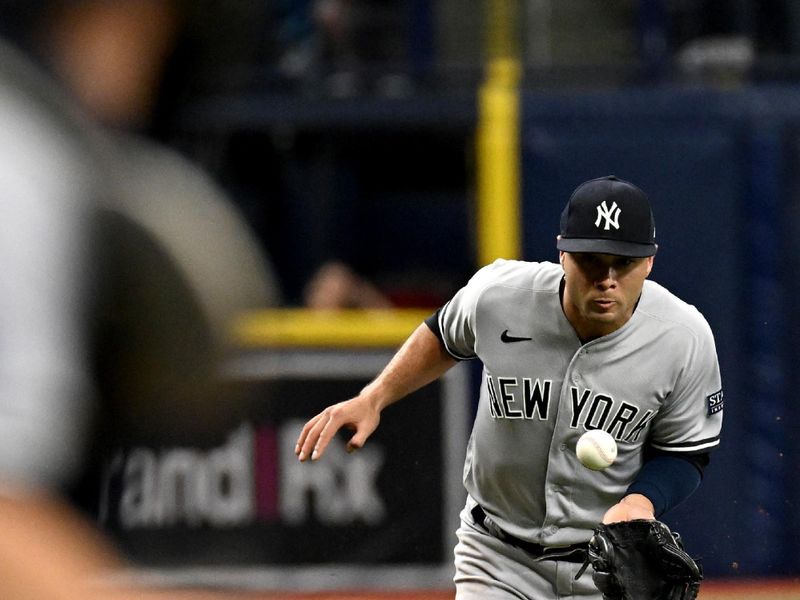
[476,0,522,266]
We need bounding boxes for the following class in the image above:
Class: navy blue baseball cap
[556,175,657,257]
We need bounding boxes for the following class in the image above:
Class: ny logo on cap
[595,201,621,231]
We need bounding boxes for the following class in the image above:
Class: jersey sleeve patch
[706,389,724,416]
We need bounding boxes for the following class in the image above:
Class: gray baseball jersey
[437,259,723,547]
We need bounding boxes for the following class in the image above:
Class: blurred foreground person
[0,4,278,598]
[0,32,114,600]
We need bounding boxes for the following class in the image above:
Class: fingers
[310,407,340,460]
[295,398,379,462]
[295,410,329,462]
[295,402,349,462]
[602,496,655,524]
[345,426,372,453]
[345,437,362,454]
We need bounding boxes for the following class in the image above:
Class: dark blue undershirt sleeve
[424,308,442,342]
[626,454,706,517]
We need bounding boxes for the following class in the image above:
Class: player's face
[560,251,654,342]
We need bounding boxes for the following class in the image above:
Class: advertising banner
[96,347,470,590]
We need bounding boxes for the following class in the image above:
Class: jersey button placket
[571,350,582,386]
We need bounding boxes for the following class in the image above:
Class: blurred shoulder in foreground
[90,130,282,441]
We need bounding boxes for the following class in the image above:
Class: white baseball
[576,429,617,470]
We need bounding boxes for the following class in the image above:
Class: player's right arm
[296,259,506,462]
[295,323,457,462]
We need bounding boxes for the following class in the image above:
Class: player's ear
[645,256,654,276]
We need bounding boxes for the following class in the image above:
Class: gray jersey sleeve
[438,259,518,360]
[649,314,723,454]
[0,55,95,493]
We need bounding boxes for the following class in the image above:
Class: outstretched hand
[295,324,456,463]
[295,395,381,461]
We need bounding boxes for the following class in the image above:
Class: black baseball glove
[577,519,703,600]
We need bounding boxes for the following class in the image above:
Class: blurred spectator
[272,0,321,84]
[665,1,800,82]
[303,260,392,308]
[667,1,781,53]
[268,0,413,96]
[523,0,638,71]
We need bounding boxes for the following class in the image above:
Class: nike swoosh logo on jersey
[500,329,532,343]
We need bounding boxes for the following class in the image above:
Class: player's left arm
[606,318,722,524]
[603,450,708,523]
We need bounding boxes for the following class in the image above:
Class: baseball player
[296,175,723,599]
